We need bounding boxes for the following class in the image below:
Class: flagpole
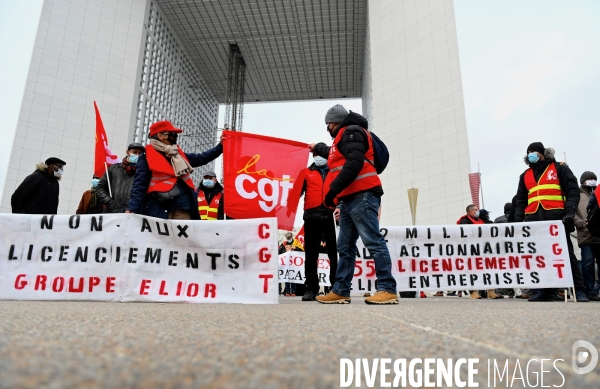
[478,163,485,210]
[104,162,113,198]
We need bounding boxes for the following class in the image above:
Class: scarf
[150,139,194,176]
[121,157,137,175]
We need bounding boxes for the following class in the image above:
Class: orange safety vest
[145,145,195,193]
[523,162,565,214]
[197,191,222,220]
[325,126,381,199]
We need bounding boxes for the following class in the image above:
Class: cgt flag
[94,101,121,178]
[223,131,309,230]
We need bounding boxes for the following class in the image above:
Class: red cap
[149,121,183,137]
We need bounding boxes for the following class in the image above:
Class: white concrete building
[1,0,472,226]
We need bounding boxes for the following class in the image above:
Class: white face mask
[584,180,597,187]
[54,168,64,178]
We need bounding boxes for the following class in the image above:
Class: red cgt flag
[223,131,309,230]
[94,101,121,178]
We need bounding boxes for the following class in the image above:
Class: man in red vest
[514,142,587,302]
[126,121,223,220]
[457,204,485,225]
[287,152,338,301]
[309,105,398,305]
[197,170,224,220]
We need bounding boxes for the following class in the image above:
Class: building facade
[1,0,471,226]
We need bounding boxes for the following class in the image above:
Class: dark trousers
[566,233,585,290]
[304,217,338,292]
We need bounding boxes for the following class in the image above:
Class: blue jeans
[332,192,396,296]
[579,244,600,294]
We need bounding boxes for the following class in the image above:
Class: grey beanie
[325,104,348,123]
[580,171,597,184]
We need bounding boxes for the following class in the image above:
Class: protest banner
[222,131,309,230]
[278,251,331,286]
[278,222,574,296]
[0,214,279,304]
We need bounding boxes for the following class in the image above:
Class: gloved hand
[324,190,337,209]
[562,214,575,233]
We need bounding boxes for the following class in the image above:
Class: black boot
[302,291,317,301]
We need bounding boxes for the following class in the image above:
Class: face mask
[314,156,327,167]
[202,179,215,188]
[128,154,139,164]
[527,152,540,163]
[91,178,100,188]
[584,180,597,187]
[54,168,63,178]
[167,133,178,144]
[474,211,480,218]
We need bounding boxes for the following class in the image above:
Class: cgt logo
[235,154,294,212]
[572,340,598,375]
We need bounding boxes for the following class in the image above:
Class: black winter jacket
[11,163,60,214]
[313,111,383,200]
[97,162,136,213]
[514,153,579,222]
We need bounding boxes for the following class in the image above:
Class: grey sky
[1,0,599,225]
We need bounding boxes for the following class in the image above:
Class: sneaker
[458,291,463,297]
[290,293,296,297]
[365,290,399,305]
[575,290,590,302]
[285,293,290,296]
[316,291,351,304]
[528,290,553,302]
[363,293,371,297]
[586,293,600,301]
[420,292,427,298]
[470,291,482,299]
[399,291,416,298]
[446,291,456,296]
[487,290,503,299]
[433,291,444,297]
[302,291,317,301]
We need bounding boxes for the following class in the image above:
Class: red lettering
[139,279,151,295]
[398,260,406,272]
[259,274,273,293]
[176,281,183,296]
[68,277,84,293]
[259,247,271,263]
[204,283,217,298]
[509,256,519,269]
[456,258,464,271]
[89,276,100,292]
[522,255,532,270]
[52,277,65,293]
[366,261,375,277]
[35,275,47,290]
[475,257,483,270]
[293,256,303,266]
[536,255,546,268]
[431,259,439,272]
[419,260,428,273]
[187,283,199,297]
[258,223,270,239]
[499,257,506,270]
[354,260,363,276]
[549,224,559,236]
[552,244,562,255]
[442,259,452,271]
[485,257,497,269]
[411,259,416,272]
[14,274,27,290]
[467,258,472,271]
[279,255,286,266]
[159,280,168,295]
[553,263,565,278]
[106,277,116,293]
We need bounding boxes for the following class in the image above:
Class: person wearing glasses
[11,157,66,215]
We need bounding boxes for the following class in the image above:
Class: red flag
[94,101,121,177]
[468,173,481,208]
[223,131,309,230]
[294,225,305,250]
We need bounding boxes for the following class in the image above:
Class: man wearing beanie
[127,121,223,220]
[573,171,600,301]
[11,157,66,214]
[514,142,588,302]
[310,104,398,305]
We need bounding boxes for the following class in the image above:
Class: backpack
[367,131,389,174]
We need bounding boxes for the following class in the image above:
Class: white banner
[278,222,574,295]
[0,214,279,304]
[278,252,331,286]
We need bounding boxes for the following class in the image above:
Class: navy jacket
[127,143,223,219]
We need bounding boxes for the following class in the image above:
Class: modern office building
[1,0,472,226]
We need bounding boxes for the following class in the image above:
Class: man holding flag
[126,121,223,220]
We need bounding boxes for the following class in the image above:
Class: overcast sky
[1,0,599,224]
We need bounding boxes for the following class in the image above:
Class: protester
[457,204,484,225]
[494,203,512,223]
[279,232,295,254]
[479,209,493,224]
[197,170,225,220]
[311,104,398,305]
[573,171,600,301]
[76,176,103,214]
[11,157,66,214]
[126,121,223,219]
[287,152,338,301]
[514,142,588,302]
[97,142,145,213]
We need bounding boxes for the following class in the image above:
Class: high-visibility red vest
[302,168,327,210]
[325,126,381,199]
[198,191,222,220]
[145,145,195,193]
[456,215,484,225]
[523,162,565,214]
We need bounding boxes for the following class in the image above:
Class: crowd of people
[10,105,600,305]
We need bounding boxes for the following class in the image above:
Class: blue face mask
[128,154,139,164]
[314,156,327,167]
[527,152,540,163]
[91,178,100,188]
[202,179,215,188]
